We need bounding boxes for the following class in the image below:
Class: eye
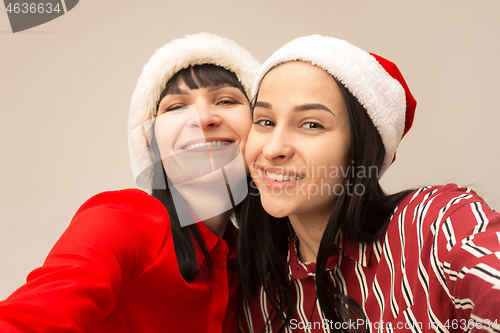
[217,98,238,106]
[254,119,275,127]
[165,105,188,112]
[302,121,325,129]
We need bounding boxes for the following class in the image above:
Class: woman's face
[154,80,252,185]
[246,61,351,220]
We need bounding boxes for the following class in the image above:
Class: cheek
[228,107,252,152]
[244,129,263,170]
[237,121,252,146]
[154,117,180,158]
[324,136,351,179]
[233,108,253,139]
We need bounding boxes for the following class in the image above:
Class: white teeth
[265,171,304,182]
[184,141,230,150]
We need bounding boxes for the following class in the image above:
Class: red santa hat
[128,33,260,187]
[254,35,416,177]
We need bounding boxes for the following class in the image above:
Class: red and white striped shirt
[239,184,500,332]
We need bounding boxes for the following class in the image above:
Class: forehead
[159,65,247,105]
[265,61,332,82]
[258,61,341,104]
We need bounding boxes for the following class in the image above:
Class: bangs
[182,65,243,91]
[157,64,246,112]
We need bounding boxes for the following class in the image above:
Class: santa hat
[128,33,261,187]
[254,35,416,177]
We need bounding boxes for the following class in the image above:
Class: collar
[336,231,373,268]
[288,232,372,280]
[194,220,238,263]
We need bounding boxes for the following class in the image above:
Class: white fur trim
[254,35,406,177]
[128,33,260,186]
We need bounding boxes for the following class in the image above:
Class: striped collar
[334,231,372,268]
[288,232,372,279]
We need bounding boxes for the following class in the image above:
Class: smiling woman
[150,64,252,245]
[247,61,351,228]
[238,35,500,333]
[154,65,251,191]
[0,33,260,333]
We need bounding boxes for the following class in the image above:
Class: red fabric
[369,52,417,139]
[240,184,500,332]
[369,52,417,166]
[0,189,239,333]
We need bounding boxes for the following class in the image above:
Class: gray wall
[1,0,499,299]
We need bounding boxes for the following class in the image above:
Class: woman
[238,35,500,332]
[0,33,260,332]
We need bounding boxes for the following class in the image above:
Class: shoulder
[49,189,172,280]
[73,189,170,228]
[63,189,171,259]
[388,183,499,242]
[394,183,489,221]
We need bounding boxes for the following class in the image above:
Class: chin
[260,196,292,218]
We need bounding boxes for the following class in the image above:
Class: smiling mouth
[181,140,233,151]
[264,170,306,182]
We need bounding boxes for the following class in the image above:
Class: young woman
[0,33,260,333]
[238,35,500,332]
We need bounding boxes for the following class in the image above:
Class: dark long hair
[151,64,247,282]
[237,76,413,332]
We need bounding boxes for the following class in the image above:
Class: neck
[202,209,232,238]
[173,180,234,238]
[288,209,332,263]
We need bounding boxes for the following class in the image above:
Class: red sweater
[0,189,239,332]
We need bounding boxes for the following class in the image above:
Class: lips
[260,167,306,189]
[264,170,305,182]
[179,137,235,151]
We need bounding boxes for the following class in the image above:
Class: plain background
[1,0,499,299]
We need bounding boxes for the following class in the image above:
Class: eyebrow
[255,101,270,109]
[296,103,335,115]
[255,101,335,116]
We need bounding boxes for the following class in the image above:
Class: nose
[189,101,222,129]
[262,126,294,163]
